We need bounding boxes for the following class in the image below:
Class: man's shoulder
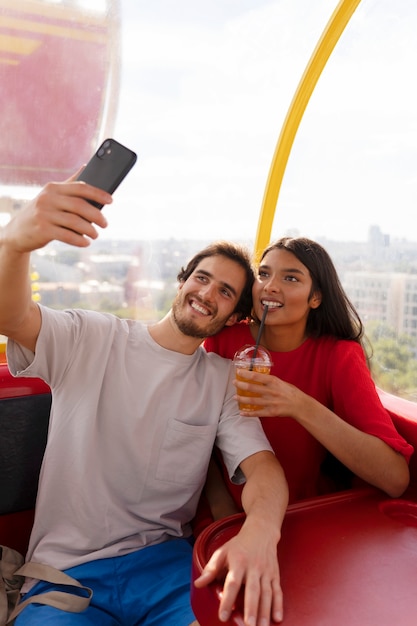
[200,346,232,368]
[40,305,141,329]
[38,306,147,350]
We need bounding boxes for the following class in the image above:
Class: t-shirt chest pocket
[155,419,217,485]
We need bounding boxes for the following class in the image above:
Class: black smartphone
[76,138,137,208]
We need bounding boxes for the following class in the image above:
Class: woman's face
[252,248,321,331]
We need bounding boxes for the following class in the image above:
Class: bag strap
[15,562,91,589]
[0,546,25,625]
[7,562,93,623]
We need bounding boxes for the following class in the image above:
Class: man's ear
[310,291,322,309]
[225,312,240,326]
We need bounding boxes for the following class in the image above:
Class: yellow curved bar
[254,0,362,262]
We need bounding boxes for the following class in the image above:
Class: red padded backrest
[0,363,51,553]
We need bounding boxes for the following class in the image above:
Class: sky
[3,0,417,245]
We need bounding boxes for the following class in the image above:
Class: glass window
[1,0,416,400]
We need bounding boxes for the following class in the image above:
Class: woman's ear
[310,291,322,309]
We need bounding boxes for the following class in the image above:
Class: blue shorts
[15,539,196,626]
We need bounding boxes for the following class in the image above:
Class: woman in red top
[199,237,413,526]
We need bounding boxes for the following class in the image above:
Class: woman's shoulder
[308,335,366,363]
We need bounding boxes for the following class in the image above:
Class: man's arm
[0,177,112,352]
[194,450,288,625]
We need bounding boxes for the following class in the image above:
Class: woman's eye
[284,275,298,282]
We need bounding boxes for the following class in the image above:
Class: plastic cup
[233,344,272,411]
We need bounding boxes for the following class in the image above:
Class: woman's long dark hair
[260,237,364,344]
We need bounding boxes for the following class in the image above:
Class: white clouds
[5,1,414,244]
[105,0,417,243]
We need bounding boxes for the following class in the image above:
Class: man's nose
[199,282,216,300]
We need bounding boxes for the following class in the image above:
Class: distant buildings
[26,229,417,352]
[319,226,417,350]
[343,272,417,342]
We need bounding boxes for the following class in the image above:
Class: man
[0,175,288,626]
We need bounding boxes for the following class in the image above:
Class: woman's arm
[288,388,409,497]
[235,370,410,497]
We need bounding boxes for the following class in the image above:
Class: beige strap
[0,546,25,624]
[15,562,91,589]
[7,562,93,623]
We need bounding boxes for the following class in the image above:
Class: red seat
[0,363,51,555]
[191,390,417,625]
[192,488,417,625]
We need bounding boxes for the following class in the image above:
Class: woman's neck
[250,322,308,353]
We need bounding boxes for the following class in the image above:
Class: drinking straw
[250,304,269,370]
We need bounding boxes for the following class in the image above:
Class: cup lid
[233,344,272,366]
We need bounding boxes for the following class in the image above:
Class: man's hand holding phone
[7,179,111,254]
[7,138,137,253]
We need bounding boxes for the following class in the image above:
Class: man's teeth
[191,301,209,315]
[262,300,283,309]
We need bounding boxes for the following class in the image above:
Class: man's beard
[171,293,228,339]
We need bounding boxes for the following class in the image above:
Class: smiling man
[0,176,288,626]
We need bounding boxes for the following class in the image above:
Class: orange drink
[233,344,272,411]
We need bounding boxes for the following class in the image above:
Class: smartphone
[76,138,137,209]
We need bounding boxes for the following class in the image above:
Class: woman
[197,237,413,527]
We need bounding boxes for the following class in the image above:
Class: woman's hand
[234,368,307,419]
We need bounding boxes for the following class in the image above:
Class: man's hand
[194,451,288,625]
[0,172,113,350]
[194,516,283,625]
[6,174,112,254]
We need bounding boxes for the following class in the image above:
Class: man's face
[172,254,246,338]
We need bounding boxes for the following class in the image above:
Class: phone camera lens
[97,148,105,158]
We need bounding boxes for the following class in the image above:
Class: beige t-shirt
[7,306,273,572]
